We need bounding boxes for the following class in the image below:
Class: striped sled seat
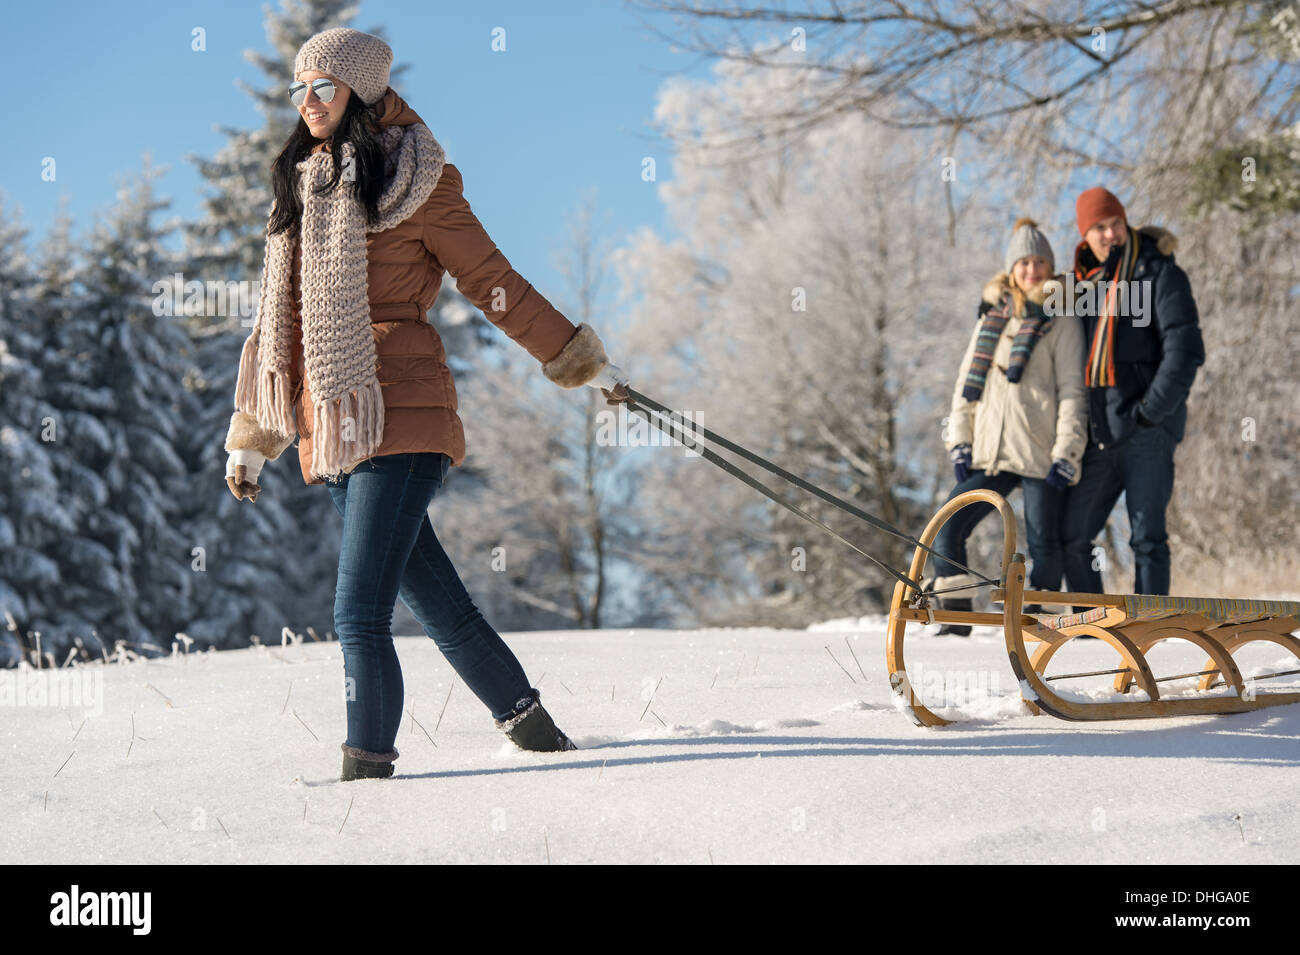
[885,489,1300,726]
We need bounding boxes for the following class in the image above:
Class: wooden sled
[885,489,1300,726]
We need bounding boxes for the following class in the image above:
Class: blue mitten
[950,443,973,484]
[1045,459,1076,489]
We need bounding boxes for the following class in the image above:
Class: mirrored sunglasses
[288,78,336,107]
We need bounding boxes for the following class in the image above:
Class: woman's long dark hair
[267,92,388,235]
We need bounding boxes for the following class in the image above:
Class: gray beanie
[294,27,393,106]
[1003,217,1054,275]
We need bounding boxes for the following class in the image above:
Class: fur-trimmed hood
[1135,224,1178,257]
[981,271,1065,308]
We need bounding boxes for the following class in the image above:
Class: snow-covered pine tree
[16,163,195,660]
[0,193,63,666]
[10,202,120,664]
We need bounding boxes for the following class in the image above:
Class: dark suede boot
[496,695,577,752]
[931,573,978,636]
[340,743,398,781]
[936,597,973,636]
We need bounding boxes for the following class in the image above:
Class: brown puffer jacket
[227,88,610,486]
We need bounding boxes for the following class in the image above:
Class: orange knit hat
[1075,187,1126,237]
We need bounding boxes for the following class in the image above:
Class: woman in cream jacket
[933,218,1087,634]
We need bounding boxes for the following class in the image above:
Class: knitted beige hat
[294,27,393,106]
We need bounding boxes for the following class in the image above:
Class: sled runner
[884,488,1300,726]
[620,389,1300,727]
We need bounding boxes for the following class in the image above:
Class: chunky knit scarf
[961,295,1051,402]
[1074,225,1140,388]
[234,122,446,479]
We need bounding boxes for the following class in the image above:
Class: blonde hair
[1007,217,1049,314]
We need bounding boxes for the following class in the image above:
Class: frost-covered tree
[627,8,1300,610]
[1188,2,1300,223]
[1119,16,1300,596]
[613,60,1001,626]
[635,1,1300,180]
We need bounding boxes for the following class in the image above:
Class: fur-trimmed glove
[224,411,294,502]
[541,323,631,405]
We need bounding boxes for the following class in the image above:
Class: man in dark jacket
[1060,187,1205,596]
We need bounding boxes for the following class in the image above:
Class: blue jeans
[1062,425,1176,595]
[931,470,1064,592]
[324,452,537,754]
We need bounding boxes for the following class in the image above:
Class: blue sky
[6,0,716,320]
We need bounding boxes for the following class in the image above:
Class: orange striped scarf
[1074,227,1139,387]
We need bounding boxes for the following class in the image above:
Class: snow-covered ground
[3,618,1298,864]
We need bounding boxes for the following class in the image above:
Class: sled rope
[623,397,921,591]
[1209,667,1300,688]
[1044,666,1132,682]
[1045,665,1300,687]
[622,388,999,594]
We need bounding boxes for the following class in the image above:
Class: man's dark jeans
[324,452,537,755]
[931,469,1065,592]
[1061,424,1176,596]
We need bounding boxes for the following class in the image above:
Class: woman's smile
[295,69,350,137]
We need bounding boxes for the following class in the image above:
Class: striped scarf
[961,294,1051,402]
[1074,226,1140,387]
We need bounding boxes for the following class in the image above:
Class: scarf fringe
[234,327,297,438]
[310,382,386,480]
[234,329,260,411]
